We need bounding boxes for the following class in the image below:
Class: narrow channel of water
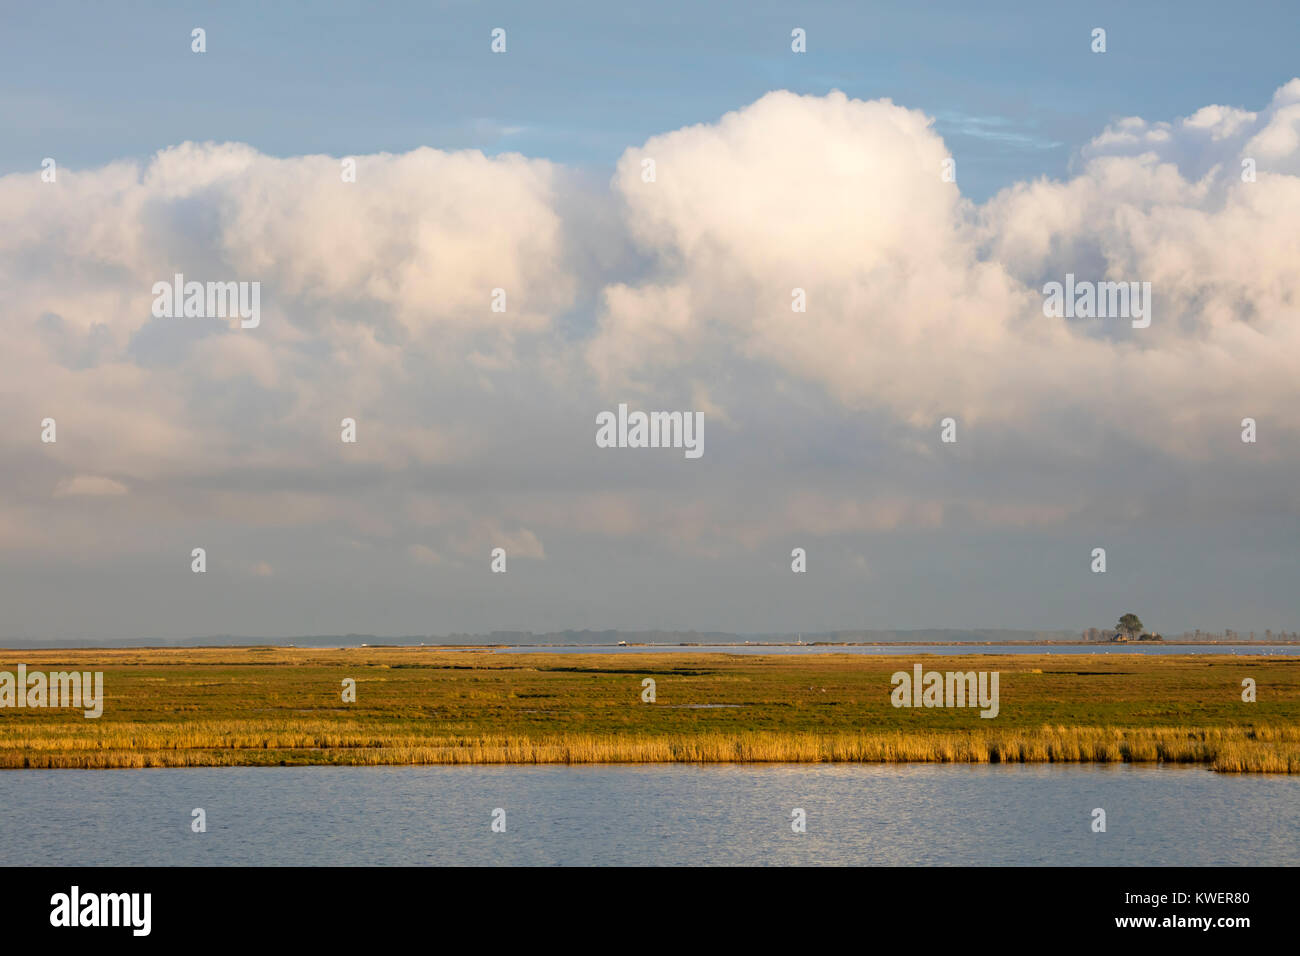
[2,763,1293,866]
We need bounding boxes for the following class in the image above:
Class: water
[1,764,1294,865]
[487,643,1300,656]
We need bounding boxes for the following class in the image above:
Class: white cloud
[52,474,128,497]
[4,81,1300,567]
[593,83,1300,461]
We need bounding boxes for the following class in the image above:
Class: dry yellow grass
[3,723,1297,771]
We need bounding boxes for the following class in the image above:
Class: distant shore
[5,640,1299,651]
[2,647,1296,772]
[438,640,1300,649]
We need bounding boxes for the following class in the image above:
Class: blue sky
[5,0,1299,200]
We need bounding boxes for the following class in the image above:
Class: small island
[1109,613,1164,642]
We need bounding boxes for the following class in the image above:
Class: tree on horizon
[1118,613,1144,641]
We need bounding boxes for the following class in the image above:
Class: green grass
[1,647,1297,771]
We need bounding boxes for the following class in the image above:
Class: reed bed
[3,724,1297,772]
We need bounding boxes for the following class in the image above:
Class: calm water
[1,764,1295,866]
[488,643,1300,656]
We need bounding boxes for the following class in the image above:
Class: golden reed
[2,723,1296,772]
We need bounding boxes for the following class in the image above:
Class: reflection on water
[1,763,1295,866]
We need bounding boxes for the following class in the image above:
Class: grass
[0,647,1297,772]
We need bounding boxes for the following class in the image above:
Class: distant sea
[6,629,1295,649]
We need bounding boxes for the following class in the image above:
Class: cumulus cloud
[977,81,1300,456]
[593,85,1300,463]
[0,141,580,544]
[590,89,1034,419]
[4,80,1299,583]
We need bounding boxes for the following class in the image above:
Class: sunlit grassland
[1,647,1297,771]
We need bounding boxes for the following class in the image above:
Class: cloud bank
[4,81,1298,637]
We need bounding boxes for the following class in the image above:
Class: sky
[2,1,1299,642]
